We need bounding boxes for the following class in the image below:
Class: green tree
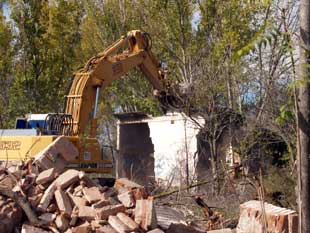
[0,8,13,127]
[7,0,83,126]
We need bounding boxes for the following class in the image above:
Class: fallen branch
[153,179,212,199]
[0,185,42,226]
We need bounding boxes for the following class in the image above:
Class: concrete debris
[236,200,298,233]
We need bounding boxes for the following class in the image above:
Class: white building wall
[147,113,204,186]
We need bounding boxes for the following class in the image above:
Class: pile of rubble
[0,137,211,233]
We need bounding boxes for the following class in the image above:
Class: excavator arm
[64,30,178,137]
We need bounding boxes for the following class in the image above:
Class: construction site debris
[33,136,78,172]
[135,198,157,230]
[0,136,211,233]
[155,205,186,230]
[207,229,234,233]
[236,200,298,233]
[166,223,206,233]
[117,190,135,208]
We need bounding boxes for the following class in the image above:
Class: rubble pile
[0,137,210,233]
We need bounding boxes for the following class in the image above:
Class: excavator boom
[65,30,176,137]
[0,30,184,178]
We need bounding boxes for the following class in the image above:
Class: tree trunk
[298,1,310,232]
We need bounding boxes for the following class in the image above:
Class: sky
[2,2,10,20]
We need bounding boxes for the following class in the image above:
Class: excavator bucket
[157,82,191,112]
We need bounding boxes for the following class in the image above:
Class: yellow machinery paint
[0,135,113,176]
[0,30,183,180]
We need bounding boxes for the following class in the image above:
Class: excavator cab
[14,113,73,136]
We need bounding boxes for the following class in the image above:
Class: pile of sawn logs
[0,137,203,233]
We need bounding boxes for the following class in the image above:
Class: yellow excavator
[0,30,182,180]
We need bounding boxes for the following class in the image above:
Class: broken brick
[114,178,148,200]
[92,199,110,209]
[116,212,139,231]
[96,204,126,220]
[68,193,88,208]
[96,225,118,233]
[0,176,15,189]
[55,188,72,216]
[206,229,234,233]
[91,220,104,230]
[114,178,142,190]
[237,200,298,233]
[28,193,43,209]
[47,203,57,213]
[34,136,78,172]
[38,212,56,223]
[135,198,157,231]
[72,222,91,233]
[55,169,80,189]
[166,223,205,233]
[36,168,56,185]
[21,224,50,233]
[55,214,70,232]
[78,206,97,221]
[117,191,135,208]
[79,171,97,187]
[147,228,165,233]
[83,186,103,203]
[38,181,57,211]
[108,215,131,233]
